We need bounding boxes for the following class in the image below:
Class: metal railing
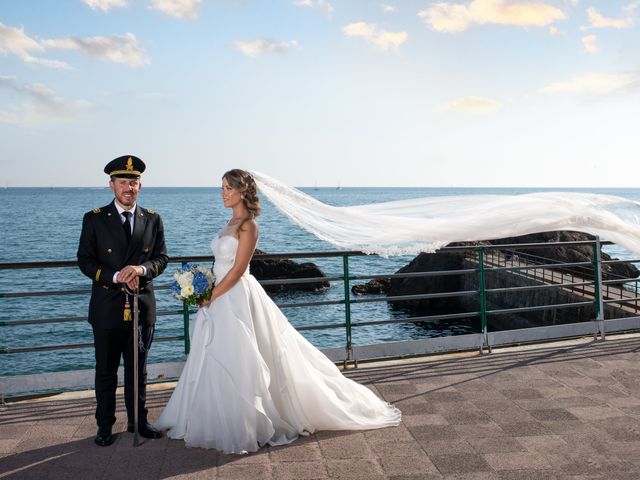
[472,244,640,315]
[2,239,640,396]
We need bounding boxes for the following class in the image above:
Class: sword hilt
[123,285,140,296]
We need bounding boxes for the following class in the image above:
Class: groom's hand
[117,265,144,284]
[125,277,139,291]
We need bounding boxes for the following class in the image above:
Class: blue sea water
[1,186,639,377]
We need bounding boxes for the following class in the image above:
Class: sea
[1,186,639,378]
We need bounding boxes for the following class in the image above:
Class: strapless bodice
[211,235,249,283]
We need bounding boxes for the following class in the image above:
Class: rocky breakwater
[250,249,330,293]
[489,231,639,281]
[352,231,639,330]
[352,250,479,333]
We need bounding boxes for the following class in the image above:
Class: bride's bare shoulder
[239,218,259,237]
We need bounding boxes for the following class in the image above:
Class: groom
[77,155,168,446]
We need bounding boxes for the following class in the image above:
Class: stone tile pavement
[3,334,640,479]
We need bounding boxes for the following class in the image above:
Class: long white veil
[250,171,640,257]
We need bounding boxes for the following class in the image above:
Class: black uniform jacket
[77,200,169,328]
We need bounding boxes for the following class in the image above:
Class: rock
[250,249,329,293]
[351,278,390,296]
[487,231,639,281]
[387,251,472,314]
[381,231,638,317]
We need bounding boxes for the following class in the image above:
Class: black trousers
[92,322,154,428]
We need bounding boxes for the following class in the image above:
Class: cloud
[233,39,298,57]
[548,25,560,35]
[418,0,566,33]
[342,22,407,50]
[0,76,92,125]
[0,111,19,124]
[381,4,397,13]
[418,4,473,32]
[438,95,502,113]
[293,0,334,16]
[1,22,146,69]
[83,0,129,12]
[624,1,640,15]
[581,34,598,54]
[149,0,201,19]
[44,33,149,68]
[541,72,638,95]
[0,22,70,69]
[583,6,634,30]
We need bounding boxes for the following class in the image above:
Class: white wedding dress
[154,232,401,453]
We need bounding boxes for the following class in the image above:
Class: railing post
[478,247,490,353]
[182,261,190,354]
[593,237,605,341]
[342,254,354,367]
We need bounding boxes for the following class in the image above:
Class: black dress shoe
[127,422,163,439]
[94,426,114,446]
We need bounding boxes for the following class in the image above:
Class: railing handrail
[0,251,366,270]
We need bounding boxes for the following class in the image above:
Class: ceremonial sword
[125,285,140,447]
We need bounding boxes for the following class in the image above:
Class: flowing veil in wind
[249,171,640,257]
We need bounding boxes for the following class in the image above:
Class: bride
[154,169,401,453]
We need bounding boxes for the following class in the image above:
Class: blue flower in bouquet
[171,263,216,305]
[192,272,209,295]
[170,281,182,296]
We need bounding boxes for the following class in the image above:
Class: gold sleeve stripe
[95,269,102,282]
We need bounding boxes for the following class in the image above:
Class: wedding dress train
[154,233,401,453]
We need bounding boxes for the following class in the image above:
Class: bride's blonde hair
[222,169,261,219]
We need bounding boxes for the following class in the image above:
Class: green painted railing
[181,260,191,354]
[2,239,639,364]
[342,255,353,362]
[477,246,488,353]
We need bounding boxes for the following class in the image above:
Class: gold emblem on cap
[109,157,141,176]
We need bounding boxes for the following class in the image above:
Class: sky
[1,0,639,187]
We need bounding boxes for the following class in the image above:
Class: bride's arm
[204,220,258,304]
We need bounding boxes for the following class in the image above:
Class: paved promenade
[3,334,640,479]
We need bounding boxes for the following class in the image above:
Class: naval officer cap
[104,155,146,179]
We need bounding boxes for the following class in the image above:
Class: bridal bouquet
[170,263,216,305]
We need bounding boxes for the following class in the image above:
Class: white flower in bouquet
[178,271,194,289]
[170,263,216,306]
